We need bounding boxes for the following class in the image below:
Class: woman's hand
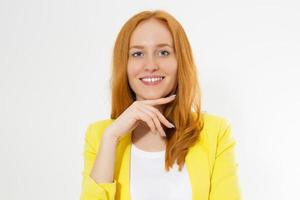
[105,94,176,140]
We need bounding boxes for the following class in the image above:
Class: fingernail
[170,124,175,128]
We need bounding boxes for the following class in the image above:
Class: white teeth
[141,77,163,82]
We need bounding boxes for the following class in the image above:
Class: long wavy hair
[110,10,204,171]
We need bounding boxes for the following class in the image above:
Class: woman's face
[127,18,178,101]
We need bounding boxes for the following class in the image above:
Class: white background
[1,0,299,199]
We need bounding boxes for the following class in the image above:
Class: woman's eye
[131,52,143,57]
[130,50,170,57]
[158,50,170,56]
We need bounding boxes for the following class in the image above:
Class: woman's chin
[137,94,163,101]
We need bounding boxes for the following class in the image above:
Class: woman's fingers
[152,116,166,137]
[108,95,176,140]
[144,104,175,129]
[143,94,176,106]
[137,106,166,137]
[135,107,157,134]
[129,94,176,137]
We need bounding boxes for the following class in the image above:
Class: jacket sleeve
[80,123,117,200]
[209,119,242,200]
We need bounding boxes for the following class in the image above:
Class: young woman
[80,10,241,200]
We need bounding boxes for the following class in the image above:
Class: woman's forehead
[129,19,173,47]
[129,43,174,50]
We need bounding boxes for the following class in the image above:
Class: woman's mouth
[139,76,165,86]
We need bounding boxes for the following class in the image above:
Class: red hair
[110,10,204,171]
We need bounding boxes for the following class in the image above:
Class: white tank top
[130,143,192,200]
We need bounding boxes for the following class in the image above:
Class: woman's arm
[90,127,119,183]
[80,95,176,200]
[80,123,118,200]
[209,119,242,200]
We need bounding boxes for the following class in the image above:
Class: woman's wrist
[102,127,120,144]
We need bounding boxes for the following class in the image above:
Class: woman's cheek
[127,65,143,80]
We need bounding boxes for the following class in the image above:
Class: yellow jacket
[80,112,241,200]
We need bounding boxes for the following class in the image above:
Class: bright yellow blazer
[80,112,241,200]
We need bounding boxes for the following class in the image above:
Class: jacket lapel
[185,137,211,199]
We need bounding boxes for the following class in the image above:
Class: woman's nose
[144,55,159,70]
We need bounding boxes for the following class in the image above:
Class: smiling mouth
[139,77,165,86]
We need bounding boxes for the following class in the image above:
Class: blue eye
[131,51,144,57]
[158,50,170,56]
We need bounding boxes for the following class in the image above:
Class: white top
[130,143,192,200]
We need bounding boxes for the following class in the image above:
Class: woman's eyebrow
[129,43,174,49]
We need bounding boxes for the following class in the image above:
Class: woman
[80,10,241,200]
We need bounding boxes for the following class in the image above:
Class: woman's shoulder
[199,111,232,141]
[83,118,116,149]
[88,118,115,131]
[201,111,231,128]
